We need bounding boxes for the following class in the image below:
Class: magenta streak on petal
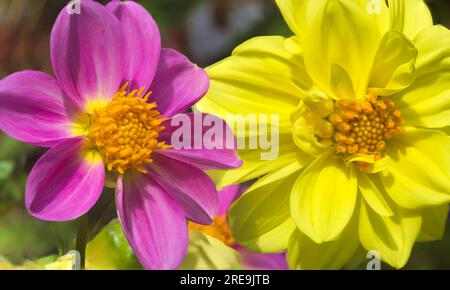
[148,151,219,225]
[116,174,188,270]
[106,0,161,92]
[0,71,78,147]
[50,0,124,110]
[149,48,209,118]
[158,112,242,170]
[25,137,105,221]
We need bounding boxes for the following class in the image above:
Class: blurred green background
[0,0,449,269]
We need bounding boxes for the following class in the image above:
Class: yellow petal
[0,254,78,270]
[358,172,394,217]
[388,0,433,40]
[397,72,450,128]
[287,207,360,270]
[359,199,422,269]
[195,36,311,130]
[413,25,450,76]
[331,63,355,99]
[301,0,380,99]
[85,220,140,270]
[383,129,450,209]
[245,153,311,193]
[417,204,449,242]
[240,218,297,253]
[346,154,391,173]
[368,31,417,95]
[208,134,300,188]
[229,173,298,252]
[354,0,390,34]
[276,0,390,40]
[178,230,243,270]
[275,0,307,37]
[231,36,313,92]
[291,93,335,156]
[44,252,79,270]
[442,126,450,136]
[291,151,358,243]
[396,25,450,128]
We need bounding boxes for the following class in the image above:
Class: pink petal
[26,137,105,221]
[217,184,242,216]
[238,248,289,270]
[106,1,161,91]
[116,174,188,270]
[148,152,219,225]
[158,112,242,170]
[0,71,76,147]
[149,49,209,117]
[51,0,124,109]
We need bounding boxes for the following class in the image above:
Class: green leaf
[0,207,76,263]
[85,220,141,270]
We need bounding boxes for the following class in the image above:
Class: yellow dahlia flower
[195,0,450,269]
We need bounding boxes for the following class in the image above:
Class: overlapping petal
[25,137,104,221]
[383,129,450,209]
[287,209,360,270]
[217,185,241,217]
[0,71,75,147]
[417,205,449,242]
[388,0,433,40]
[358,172,394,217]
[239,251,289,270]
[148,152,218,225]
[229,173,298,252]
[396,25,450,128]
[209,134,308,189]
[149,49,209,117]
[158,113,242,170]
[107,0,161,91]
[275,0,306,37]
[359,199,422,269]
[354,0,390,34]
[195,36,310,130]
[116,173,188,270]
[300,0,380,99]
[291,151,357,243]
[276,0,391,39]
[368,31,417,95]
[179,230,242,270]
[51,0,124,110]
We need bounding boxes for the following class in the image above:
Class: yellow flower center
[291,92,405,169]
[330,95,404,161]
[87,84,169,174]
[188,215,236,247]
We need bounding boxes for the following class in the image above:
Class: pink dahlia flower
[0,0,241,269]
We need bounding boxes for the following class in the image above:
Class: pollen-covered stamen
[188,215,236,247]
[88,84,169,174]
[330,95,404,161]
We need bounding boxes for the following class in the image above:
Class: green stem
[75,216,89,270]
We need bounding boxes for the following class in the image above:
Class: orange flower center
[87,84,169,174]
[330,95,404,161]
[188,215,236,247]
